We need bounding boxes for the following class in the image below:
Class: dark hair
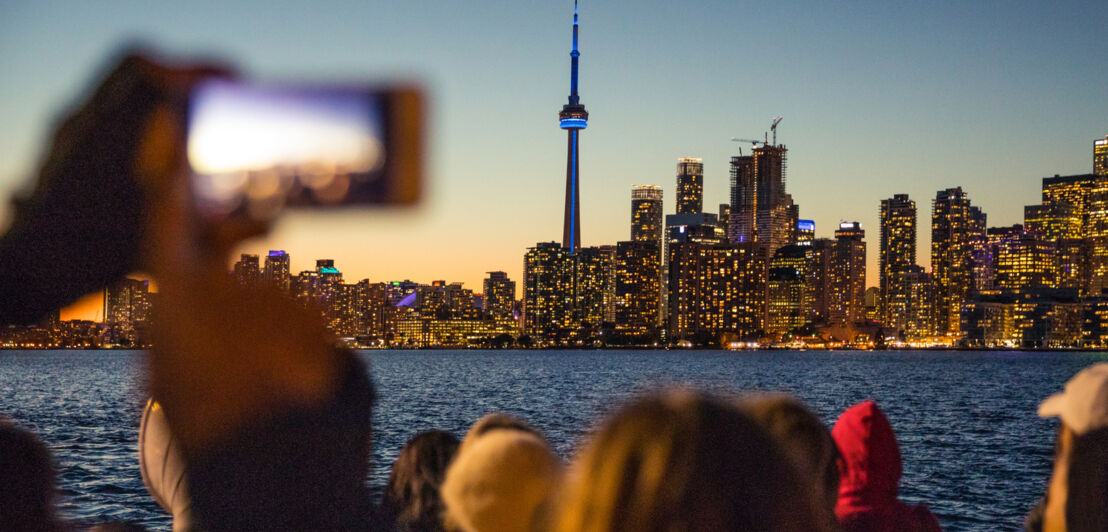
[382,430,461,532]
[0,421,63,532]
[740,395,840,515]
[1066,426,1108,532]
[554,390,836,532]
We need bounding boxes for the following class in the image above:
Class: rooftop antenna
[770,116,783,146]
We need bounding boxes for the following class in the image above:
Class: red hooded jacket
[832,400,942,532]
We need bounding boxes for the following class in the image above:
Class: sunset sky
[2,1,1106,321]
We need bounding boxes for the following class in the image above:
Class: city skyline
[2,2,1106,322]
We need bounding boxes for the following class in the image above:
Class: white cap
[139,399,193,531]
[1038,363,1108,436]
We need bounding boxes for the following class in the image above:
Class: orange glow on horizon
[61,292,103,322]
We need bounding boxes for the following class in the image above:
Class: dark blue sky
[2,1,1105,298]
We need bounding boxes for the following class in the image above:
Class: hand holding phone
[187,80,423,220]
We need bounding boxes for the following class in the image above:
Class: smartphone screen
[187,80,421,219]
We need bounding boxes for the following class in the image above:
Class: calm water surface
[1,349,1104,530]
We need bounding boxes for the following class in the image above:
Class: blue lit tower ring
[560,0,588,252]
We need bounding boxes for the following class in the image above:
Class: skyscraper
[880,194,916,324]
[263,250,291,293]
[1095,136,1108,176]
[797,220,815,244]
[613,241,661,341]
[574,246,615,330]
[932,188,985,336]
[668,242,765,343]
[676,158,704,214]
[105,278,151,329]
[523,242,575,341]
[233,254,260,286]
[887,265,934,339]
[483,271,516,320]
[829,222,866,325]
[718,203,731,242]
[766,245,814,335]
[807,238,835,322]
[559,1,588,252]
[995,228,1056,290]
[630,185,663,244]
[729,144,797,253]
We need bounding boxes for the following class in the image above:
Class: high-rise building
[1056,239,1089,293]
[766,245,815,336]
[1095,136,1108,176]
[665,213,727,247]
[880,194,916,324]
[263,250,291,293]
[807,238,835,322]
[1039,173,1106,229]
[932,188,986,336]
[729,144,797,253]
[574,246,615,330]
[1024,203,1081,242]
[558,1,588,252]
[483,271,516,320]
[676,158,704,214]
[630,185,663,244]
[829,222,866,324]
[330,280,367,337]
[864,287,880,321]
[104,277,152,346]
[523,242,575,341]
[766,267,807,336]
[104,278,151,329]
[233,254,260,286]
[886,265,934,339]
[995,229,1056,290]
[797,220,815,244]
[613,241,661,341]
[718,203,731,242]
[361,282,393,338]
[668,242,765,343]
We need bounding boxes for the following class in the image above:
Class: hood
[832,400,902,507]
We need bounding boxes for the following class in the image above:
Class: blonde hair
[553,390,835,532]
[441,429,562,532]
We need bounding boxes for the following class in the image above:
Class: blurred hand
[126,54,346,453]
[0,52,224,323]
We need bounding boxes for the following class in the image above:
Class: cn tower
[559,0,588,252]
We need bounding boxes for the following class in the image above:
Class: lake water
[1,349,1104,530]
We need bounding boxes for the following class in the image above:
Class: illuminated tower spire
[559,0,588,252]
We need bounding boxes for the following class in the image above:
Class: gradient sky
[2,1,1106,321]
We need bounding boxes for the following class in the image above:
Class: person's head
[460,412,543,446]
[741,394,840,515]
[383,430,461,532]
[553,390,835,532]
[831,400,902,507]
[0,419,62,532]
[441,426,563,532]
[1037,363,1108,532]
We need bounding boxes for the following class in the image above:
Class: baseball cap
[1038,363,1108,436]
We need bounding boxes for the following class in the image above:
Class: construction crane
[730,137,764,156]
[770,116,783,146]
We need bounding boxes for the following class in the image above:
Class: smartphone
[186,80,422,219]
